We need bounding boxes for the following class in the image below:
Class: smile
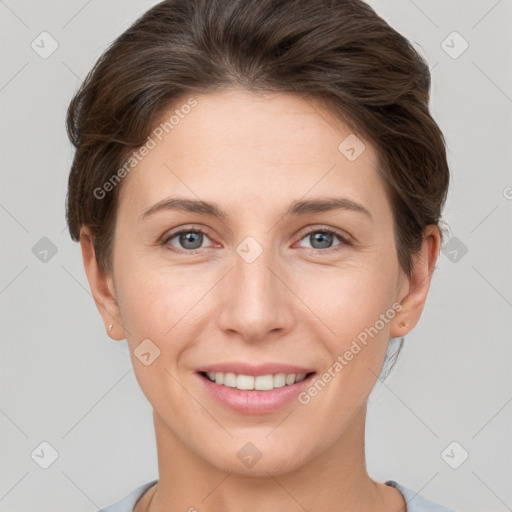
[200,371,313,390]
[196,368,317,414]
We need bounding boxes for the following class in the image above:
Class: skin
[80,88,440,512]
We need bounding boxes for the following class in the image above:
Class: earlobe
[389,225,440,339]
[79,226,126,341]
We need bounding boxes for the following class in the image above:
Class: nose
[216,243,295,344]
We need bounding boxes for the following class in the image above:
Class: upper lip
[196,362,315,377]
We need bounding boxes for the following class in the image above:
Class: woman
[65,0,454,510]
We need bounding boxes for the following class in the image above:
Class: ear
[389,225,441,338]
[79,226,126,341]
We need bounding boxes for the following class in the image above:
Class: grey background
[1,0,511,510]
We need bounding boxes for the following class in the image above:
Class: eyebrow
[139,196,373,222]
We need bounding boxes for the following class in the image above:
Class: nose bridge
[217,236,293,341]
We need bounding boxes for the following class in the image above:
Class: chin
[202,437,313,477]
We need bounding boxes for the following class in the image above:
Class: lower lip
[196,372,316,415]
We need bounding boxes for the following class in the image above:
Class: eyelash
[162,226,352,254]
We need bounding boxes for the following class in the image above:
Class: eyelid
[296,225,353,248]
[162,224,217,253]
[162,224,353,253]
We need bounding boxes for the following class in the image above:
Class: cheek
[114,228,399,350]
[115,263,206,401]
[294,256,399,391]
[300,271,397,419]
[296,260,399,335]
[113,255,202,344]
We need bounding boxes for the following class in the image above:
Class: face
[82,88,438,477]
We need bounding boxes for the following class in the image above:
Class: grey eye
[299,230,344,250]
[308,231,334,249]
[178,231,204,250]
[166,230,210,251]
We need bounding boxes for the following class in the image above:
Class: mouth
[195,366,317,415]
[198,370,316,391]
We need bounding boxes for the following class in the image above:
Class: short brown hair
[65,0,449,278]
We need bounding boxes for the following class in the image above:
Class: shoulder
[386,480,456,512]
[98,479,455,512]
[98,480,158,512]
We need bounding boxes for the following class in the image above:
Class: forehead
[117,88,390,223]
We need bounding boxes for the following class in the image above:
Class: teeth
[224,372,237,387]
[237,374,254,390]
[203,371,310,390]
[273,373,286,388]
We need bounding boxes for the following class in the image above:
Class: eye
[162,226,351,254]
[296,228,351,251]
[163,228,213,253]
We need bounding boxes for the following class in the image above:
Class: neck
[137,404,405,512]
